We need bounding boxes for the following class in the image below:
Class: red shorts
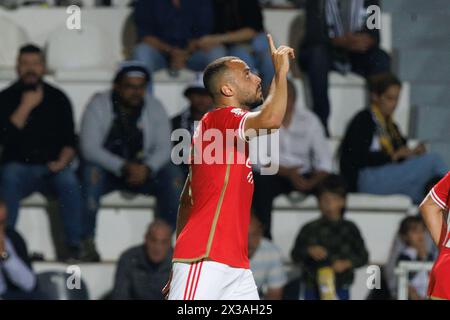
[428,247,450,300]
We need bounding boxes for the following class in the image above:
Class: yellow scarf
[371,104,403,157]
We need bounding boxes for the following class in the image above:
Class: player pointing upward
[165,35,294,300]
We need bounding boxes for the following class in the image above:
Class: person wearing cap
[171,76,213,178]
[0,44,83,262]
[79,61,184,262]
[132,0,222,94]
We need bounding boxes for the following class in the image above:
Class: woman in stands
[339,73,448,204]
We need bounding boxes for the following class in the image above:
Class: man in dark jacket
[298,0,390,134]
[291,175,369,300]
[0,44,82,261]
[111,220,172,300]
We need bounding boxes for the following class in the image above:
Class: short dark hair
[19,44,43,57]
[399,216,424,237]
[203,56,240,96]
[316,174,348,199]
[368,73,401,96]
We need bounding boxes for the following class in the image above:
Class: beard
[19,72,43,90]
[246,96,264,110]
[117,93,144,111]
[242,86,264,110]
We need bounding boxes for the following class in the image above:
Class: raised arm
[243,35,295,135]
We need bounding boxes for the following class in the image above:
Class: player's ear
[220,84,233,97]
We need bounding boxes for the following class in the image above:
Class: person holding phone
[339,73,448,204]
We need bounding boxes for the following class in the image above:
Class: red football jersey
[429,172,450,247]
[173,106,254,269]
[427,172,450,299]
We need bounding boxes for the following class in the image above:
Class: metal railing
[395,261,433,300]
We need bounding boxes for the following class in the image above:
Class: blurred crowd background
[0,0,449,300]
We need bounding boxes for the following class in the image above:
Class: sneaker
[79,238,101,262]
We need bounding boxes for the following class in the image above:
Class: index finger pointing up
[267,34,276,54]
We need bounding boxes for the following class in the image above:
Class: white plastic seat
[46,23,115,75]
[0,16,28,72]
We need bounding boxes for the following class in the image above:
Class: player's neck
[214,98,248,110]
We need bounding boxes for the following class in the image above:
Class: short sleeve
[217,107,250,142]
[430,172,450,210]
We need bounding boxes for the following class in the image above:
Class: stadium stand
[0,6,415,299]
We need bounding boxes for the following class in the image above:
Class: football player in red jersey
[420,172,450,299]
[164,35,294,300]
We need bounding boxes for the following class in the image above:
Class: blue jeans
[299,44,391,133]
[358,153,449,204]
[212,32,275,90]
[0,162,82,247]
[304,287,350,300]
[132,42,224,94]
[81,161,183,238]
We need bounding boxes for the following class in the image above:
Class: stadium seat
[0,16,28,79]
[46,23,116,80]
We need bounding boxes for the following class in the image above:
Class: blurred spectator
[291,175,368,300]
[396,216,435,300]
[132,0,221,93]
[248,214,287,300]
[252,79,332,239]
[384,180,439,299]
[298,0,391,134]
[0,200,38,300]
[111,220,172,300]
[171,75,212,178]
[259,0,298,8]
[80,61,183,262]
[339,73,448,204]
[195,0,274,91]
[0,44,82,261]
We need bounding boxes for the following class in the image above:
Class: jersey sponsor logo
[230,108,246,117]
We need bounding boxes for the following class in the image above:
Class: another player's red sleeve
[430,172,450,210]
[216,107,250,142]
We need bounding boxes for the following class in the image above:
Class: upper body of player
[171,35,294,270]
[420,172,450,248]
